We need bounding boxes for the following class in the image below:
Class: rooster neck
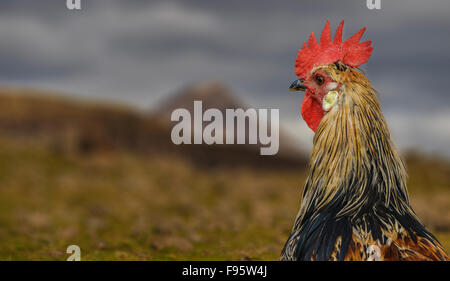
[281,79,431,261]
[301,81,412,219]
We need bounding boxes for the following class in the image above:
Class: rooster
[281,20,449,261]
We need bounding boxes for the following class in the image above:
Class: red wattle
[301,94,325,132]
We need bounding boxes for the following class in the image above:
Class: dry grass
[0,138,448,260]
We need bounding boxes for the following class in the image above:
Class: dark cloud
[0,0,449,154]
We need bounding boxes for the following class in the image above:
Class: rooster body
[282,21,449,261]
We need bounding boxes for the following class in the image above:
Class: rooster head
[289,20,373,132]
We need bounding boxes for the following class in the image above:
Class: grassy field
[0,138,448,260]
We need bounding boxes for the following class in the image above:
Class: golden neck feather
[299,65,414,220]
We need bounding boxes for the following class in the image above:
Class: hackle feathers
[282,63,449,261]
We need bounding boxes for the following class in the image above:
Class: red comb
[295,20,373,78]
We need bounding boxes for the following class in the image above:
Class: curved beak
[289,79,307,92]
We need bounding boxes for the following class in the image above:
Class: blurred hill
[0,86,306,170]
[156,81,245,118]
[155,81,306,163]
[0,87,170,155]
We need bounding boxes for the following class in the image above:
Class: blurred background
[0,0,448,260]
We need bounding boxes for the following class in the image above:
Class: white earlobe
[326,82,338,91]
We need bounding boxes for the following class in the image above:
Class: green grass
[0,138,448,260]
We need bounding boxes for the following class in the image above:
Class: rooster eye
[314,74,325,86]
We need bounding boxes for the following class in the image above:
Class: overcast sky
[0,0,449,155]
